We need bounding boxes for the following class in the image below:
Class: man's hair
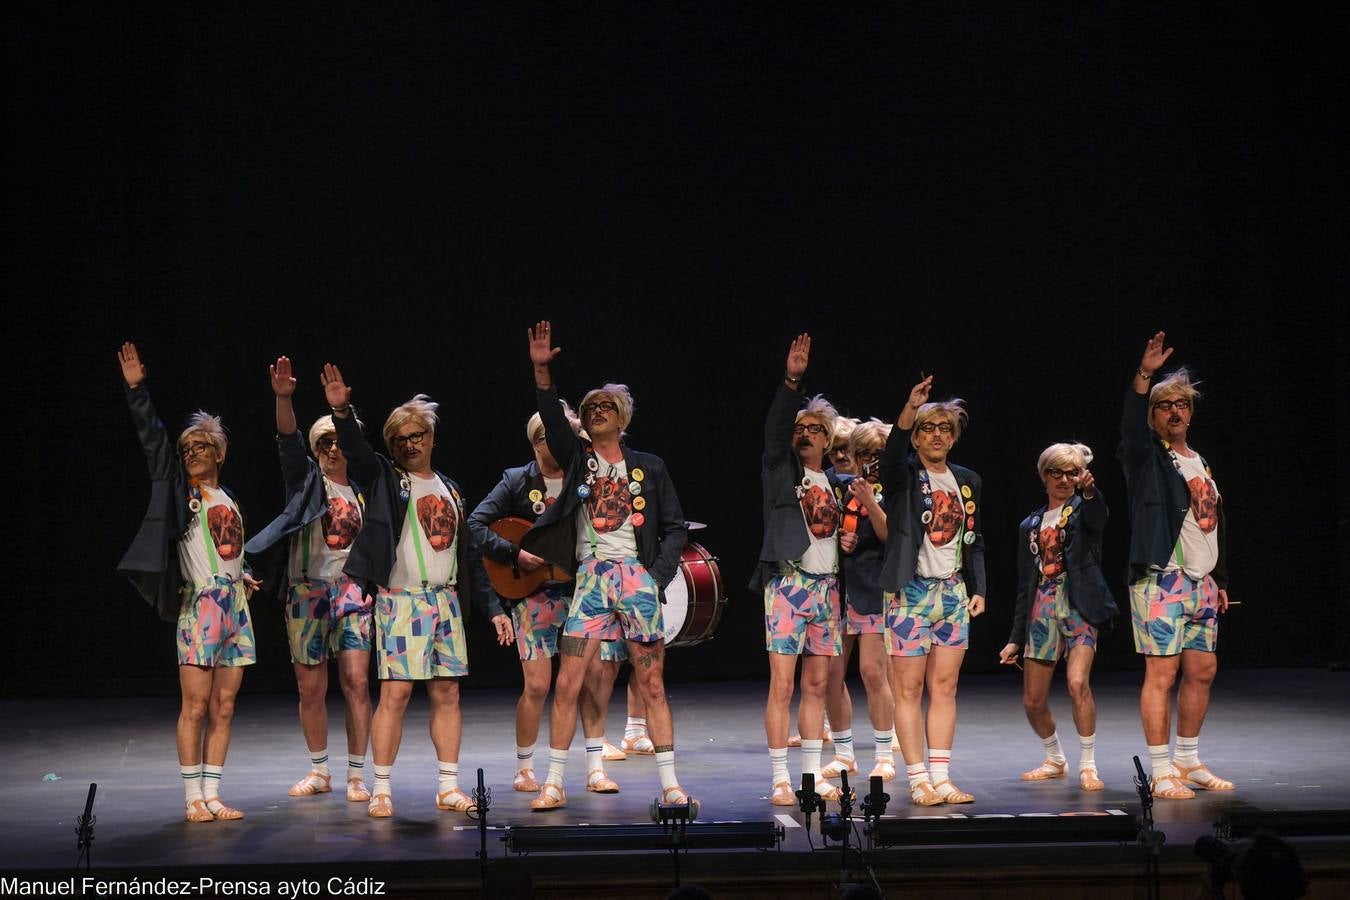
[526,400,582,445]
[832,416,861,448]
[178,411,227,462]
[382,394,438,454]
[910,398,969,446]
[580,384,635,432]
[308,412,364,456]
[1036,442,1093,477]
[795,394,839,444]
[848,418,892,457]
[1149,366,1202,407]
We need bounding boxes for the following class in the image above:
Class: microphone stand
[469,768,491,883]
[1133,755,1164,900]
[74,783,97,873]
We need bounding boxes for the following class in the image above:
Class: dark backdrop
[8,5,1347,696]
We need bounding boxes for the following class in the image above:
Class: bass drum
[661,541,726,648]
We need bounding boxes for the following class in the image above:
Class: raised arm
[1121,332,1172,458]
[269,356,309,492]
[879,376,931,489]
[528,321,577,469]
[118,342,175,480]
[323,363,378,485]
[1077,469,1108,535]
[763,334,810,469]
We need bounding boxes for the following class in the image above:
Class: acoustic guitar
[482,516,573,600]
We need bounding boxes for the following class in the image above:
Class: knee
[1144,666,1178,692]
[298,678,326,706]
[766,677,794,707]
[859,660,887,691]
[211,695,237,722]
[1066,676,1092,703]
[521,678,550,705]
[1184,663,1217,689]
[341,672,370,703]
[895,678,924,704]
[927,674,958,700]
[181,697,208,724]
[379,685,413,714]
[1022,693,1048,716]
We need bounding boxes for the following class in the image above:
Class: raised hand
[528,321,561,368]
[785,333,811,381]
[118,342,146,388]
[1078,468,1096,499]
[1139,331,1174,377]
[269,356,297,397]
[906,375,934,410]
[320,363,352,410]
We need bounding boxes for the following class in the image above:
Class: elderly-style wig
[832,416,861,448]
[581,384,635,432]
[848,418,893,457]
[1149,367,1202,408]
[911,398,969,446]
[309,412,364,456]
[795,394,840,444]
[382,394,438,455]
[526,399,582,445]
[178,411,227,462]
[1036,442,1094,478]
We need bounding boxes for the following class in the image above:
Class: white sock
[874,730,894,763]
[905,761,929,790]
[1042,731,1067,764]
[181,764,203,805]
[347,754,365,783]
[1174,735,1200,768]
[1079,733,1096,770]
[656,749,678,791]
[516,745,534,773]
[585,738,604,773]
[927,749,951,785]
[831,729,855,762]
[437,760,459,794]
[1148,743,1172,781]
[309,748,330,777]
[625,717,648,741]
[769,747,790,785]
[373,763,393,797]
[201,764,225,812]
[546,748,567,787]
[801,739,824,779]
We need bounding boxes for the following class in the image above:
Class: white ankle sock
[1078,733,1096,770]
[927,749,951,785]
[546,749,567,787]
[1148,743,1173,781]
[656,750,678,791]
[181,764,203,805]
[309,748,330,777]
[437,760,459,794]
[1174,735,1199,767]
[1041,731,1066,763]
[372,763,393,797]
[801,739,823,778]
[585,738,604,773]
[625,717,647,741]
[347,754,365,783]
[769,747,789,785]
[905,762,929,789]
[831,729,855,762]
[873,730,893,762]
[201,764,225,812]
[516,744,534,772]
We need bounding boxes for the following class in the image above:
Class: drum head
[661,574,690,645]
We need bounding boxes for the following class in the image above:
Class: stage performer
[322,365,513,818]
[752,334,857,806]
[117,342,258,823]
[244,356,374,803]
[879,375,986,806]
[820,419,897,783]
[519,321,694,813]
[468,404,620,795]
[1119,332,1232,800]
[999,443,1118,792]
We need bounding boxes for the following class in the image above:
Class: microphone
[1133,754,1150,789]
[838,768,853,805]
[796,772,821,816]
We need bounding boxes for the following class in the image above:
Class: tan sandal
[184,799,215,824]
[770,781,797,806]
[207,800,245,820]
[435,786,474,813]
[1079,767,1105,792]
[909,780,944,807]
[619,735,655,755]
[587,769,620,793]
[288,771,333,797]
[661,785,700,820]
[868,759,896,782]
[933,779,974,804]
[367,793,394,818]
[1175,762,1235,792]
[602,740,628,761]
[530,782,566,811]
[346,778,371,802]
[513,768,539,792]
[1021,758,1068,781]
[821,756,859,778]
[1150,773,1196,800]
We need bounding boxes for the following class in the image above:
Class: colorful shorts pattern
[375,585,468,680]
[512,585,567,661]
[1025,576,1098,662]
[600,638,629,663]
[884,574,970,657]
[763,566,842,656]
[1130,571,1218,656]
[286,578,372,665]
[563,558,664,644]
[844,599,885,636]
[177,576,257,668]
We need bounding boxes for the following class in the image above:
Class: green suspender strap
[405,500,431,588]
[196,495,220,577]
[300,521,312,579]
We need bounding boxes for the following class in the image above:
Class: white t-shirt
[795,468,840,575]
[387,473,459,590]
[179,485,245,585]
[543,475,563,510]
[576,454,640,561]
[1166,449,1220,579]
[916,467,963,579]
[1037,503,1066,581]
[287,478,362,582]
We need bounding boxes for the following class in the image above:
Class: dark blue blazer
[876,425,987,598]
[841,498,885,618]
[117,384,243,622]
[333,411,501,621]
[1116,386,1228,588]
[1008,491,1119,646]
[245,429,365,559]
[518,386,687,591]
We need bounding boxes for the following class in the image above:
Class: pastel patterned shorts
[177,576,257,668]
[1025,576,1097,662]
[763,566,842,656]
[600,638,629,663]
[844,598,885,636]
[375,585,468,680]
[1130,571,1218,657]
[286,577,372,665]
[885,574,970,657]
[564,558,663,645]
[512,585,567,661]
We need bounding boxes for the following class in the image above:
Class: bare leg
[627,640,672,747]
[426,677,462,763]
[923,646,966,751]
[515,656,553,749]
[1021,659,1057,739]
[1065,645,1097,738]
[1175,649,1217,738]
[203,666,245,766]
[294,661,329,753]
[765,652,800,748]
[371,680,414,767]
[582,657,620,741]
[177,665,212,766]
[855,633,894,732]
[797,655,830,750]
[824,634,855,736]
[549,639,601,751]
[889,655,928,765]
[1140,655,1181,745]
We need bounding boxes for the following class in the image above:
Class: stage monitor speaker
[504,821,782,854]
[1217,810,1350,840]
[871,814,1140,847]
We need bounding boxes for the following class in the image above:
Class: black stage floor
[4,668,1349,896]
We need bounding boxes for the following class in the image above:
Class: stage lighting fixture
[503,821,783,854]
[869,814,1140,847]
[1217,810,1350,840]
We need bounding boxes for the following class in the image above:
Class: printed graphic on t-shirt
[208,505,244,561]
[589,475,632,534]
[928,490,962,547]
[1039,524,1064,578]
[417,494,456,552]
[1187,476,1219,533]
[801,484,840,539]
[323,496,361,550]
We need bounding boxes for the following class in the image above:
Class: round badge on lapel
[960,485,972,499]
[1029,540,1039,555]
[189,498,201,513]
[872,483,883,496]
[587,457,599,472]
[963,531,976,545]
[631,512,646,527]
[921,510,933,524]
[628,481,642,496]
[631,467,645,482]
[964,500,976,515]
[966,516,975,530]
[633,496,646,511]
[532,500,546,515]
[577,485,591,500]
[528,489,543,503]
[1030,516,1041,527]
